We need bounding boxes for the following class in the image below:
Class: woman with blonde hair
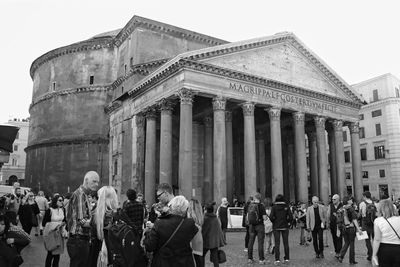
[187,198,204,266]
[95,186,119,265]
[372,198,400,267]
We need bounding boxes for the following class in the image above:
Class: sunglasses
[57,199,63,202]
[156,191,165,199]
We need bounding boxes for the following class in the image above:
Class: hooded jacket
[269,202,292,230]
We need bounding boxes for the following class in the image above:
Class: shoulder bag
[384,218,400,239]
[157,218,185,259]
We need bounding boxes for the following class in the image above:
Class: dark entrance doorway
[8,175,18,186]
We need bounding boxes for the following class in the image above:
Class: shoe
[350,261,358,265]
[284,259,290,263]
[35,233,38,236]
[320,253,324,258]
[337,257,343,263]
[259,260,266,265]
[367,256,371,261]
[244,248,248,252]
[316,254,320,259]
[274,260,280,265]
[247,259,254,264]
[335,253,340,259]
[40,229,43,235]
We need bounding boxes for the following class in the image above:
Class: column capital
[242,102,255,116]
[348,121,360,134]
[332,119,344,132]
[203,116,213,128]
[135,114,145,128]
[292,112,305,125]
[267,107,281,121]
[177,88,194,105]
[143,106,157,119]
[158,98,175,114]
[314,116,326,128]
[212,96,226,111]
[225,111,232,122]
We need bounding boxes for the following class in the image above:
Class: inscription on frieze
[228,82,337,113]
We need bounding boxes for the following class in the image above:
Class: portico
[107,33,363,205]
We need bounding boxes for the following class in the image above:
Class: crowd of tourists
[2,175,400,267]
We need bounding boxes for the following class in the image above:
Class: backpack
[107,210,147,267]
[364,201,377,226]
[247,203,260,225]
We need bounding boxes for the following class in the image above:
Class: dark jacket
[18,202,40,227]
[202,212,225,249]
[144,214,198,267]
[270,202,292,230]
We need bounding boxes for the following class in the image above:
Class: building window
[374,145,385,159]
[113,160,118,176]
[346,172,351,179]
[375,123,381,136]
[373,89,379,102]
[343,131,347,142]
[124,64,127,75]
[52,82,56,91]
[379,184,389,199]
[363,185,370,192]
[396,87,400,98]
[361,148,367,160]
[359,114,364,120]
[130,57,133,66]
[362,171,369,178]
[15,132,19,139]
[11,159,17,166]
[379,169,386,178]
[306,157,309,167]
[89,75,94,85]
[344,151,351,163]
[359,127,365,139]
[372,109,382,117]
[13,145,18,151]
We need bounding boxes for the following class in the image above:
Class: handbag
[264,215,273,234]
[218,249,226,263]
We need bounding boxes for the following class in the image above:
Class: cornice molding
[104,100,122,115]
[360,97,400,110]
[30,85,111,110]
[25,136,108,151]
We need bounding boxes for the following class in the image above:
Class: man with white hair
[66,171,99,267]
[306,196,327,259]
[327,194,343,258]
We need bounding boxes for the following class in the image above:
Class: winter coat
[144,214,198,267]
[270,202,293,230]
[202,212,225,249]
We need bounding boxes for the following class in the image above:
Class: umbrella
[0,124,20,152]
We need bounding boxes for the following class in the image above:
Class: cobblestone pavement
[21,228,372,266]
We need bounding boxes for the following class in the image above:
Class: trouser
[362,220,374,258]
[45,251,60,267]
[340,226,356,263]
[265,231,275,253]
[21,223,32,235]
[248,224,265,261]
[67,235,90,267]
[273,229,289,261]
[88,238,101,267]
[377,243,400,267]
[330,225,343,253]
[311,227,324,254]
[37,211,45,231]
[202,247,219,267]
[244,225,250,248]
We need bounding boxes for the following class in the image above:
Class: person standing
[306,196,326,259]
[247,193,267,264]
[359,191,376,261]
[187,198,204,267]
[372,198,400,267]
[35,191,49,236]
[18,192,40,235]
[217,197,229,242]
[337,196,363,264]
[66,171,99,267]
[242,196,253,252]
[297,203,308,246]
[270,194,292,264]
[5,186,23,226]
[327,194,343,258]
[123,189,145,237]
[264,197,275,254]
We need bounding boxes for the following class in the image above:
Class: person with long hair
[187,198,204,267]
[42,194,67,267]
[18,192,40,235]
[264,197,275,254]
[95,186,119,265]
[372,198,400,267]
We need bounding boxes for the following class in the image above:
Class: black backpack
[107,210,147,267]
[247,203,261,225]
[364,201,377,227]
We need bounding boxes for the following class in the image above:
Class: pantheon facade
[27,16,363,204]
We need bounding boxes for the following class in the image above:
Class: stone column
[256,130,266,198]
[213,97,227,204]
[293,112,308,204]
[307,131,319,197]
[158,99,174,185]
[225,111,234,203]
[287,132,296,203]
[268,107,283,200]
[349,121,363,202]
[314,116,329,204]
[203,117,213,204]
[328,125,337,195]
[333,120,346,198]
[242,102,257,200]
[177,88,194,199]
[144,108,157,205]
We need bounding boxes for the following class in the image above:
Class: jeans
[265,232,274,253]
[362,219,374,259]
[273,229,289,261]
[340,226,356,263]
[244,226,249,248]
[88,238,101,267]
[202,247,219,267]
[330,225,343,253]
[377,243,400,267]
[311,227,324,255]
[67,236,90,267]
[248,224,265,260]
[45,251,60,267]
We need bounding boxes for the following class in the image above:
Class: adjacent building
[344,73,400,199]
[0,118,29,185]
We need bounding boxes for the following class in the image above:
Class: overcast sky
[1,0,399,124]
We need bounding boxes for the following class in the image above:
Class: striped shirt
[66,186,91,236]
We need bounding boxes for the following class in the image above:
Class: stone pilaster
[158,99,174,185]
[349,121,363,202]
[203,116,213,204]
[333,120,346,198]
[225,111,234,203]
[314,116,329,204]
[242,102,257,201]
[213,97,227,204]
[293,112,308,203]
[144,107,157,205]
[177,88,194,199]
[268,107,283,200]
